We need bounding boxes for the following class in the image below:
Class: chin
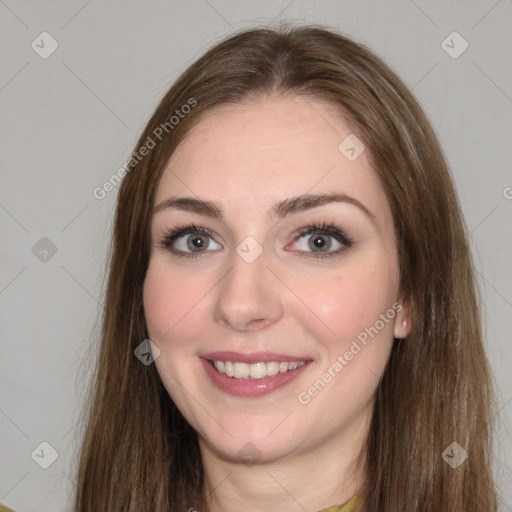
[198,425,303,466]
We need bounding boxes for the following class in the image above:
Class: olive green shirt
[0,494,363,512]
[318,493,363,512]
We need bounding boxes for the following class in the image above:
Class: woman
[74,26,497,511]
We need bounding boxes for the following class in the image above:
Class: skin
[143,94,411,512]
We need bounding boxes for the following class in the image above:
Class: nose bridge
[213,248,282,331]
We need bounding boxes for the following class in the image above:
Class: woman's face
[143,95,410,465]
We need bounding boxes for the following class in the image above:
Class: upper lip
[201,351,312,364]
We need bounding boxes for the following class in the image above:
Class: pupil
[309,235,331,251]
[313,236,325,247]
[188,235,207,251]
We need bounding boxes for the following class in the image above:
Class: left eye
[294,232,342,253]
[288,225,354,258]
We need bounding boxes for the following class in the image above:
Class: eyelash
[157,221,355,260]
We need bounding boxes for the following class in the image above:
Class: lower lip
[200,358,311,398]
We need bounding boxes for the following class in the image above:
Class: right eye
[159,224,222,258]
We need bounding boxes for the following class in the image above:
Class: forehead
[156,95,390,225]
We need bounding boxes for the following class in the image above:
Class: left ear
[393,296,412,339]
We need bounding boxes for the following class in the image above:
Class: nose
[213,250,283,332]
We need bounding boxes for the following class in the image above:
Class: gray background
[1,1,511,510]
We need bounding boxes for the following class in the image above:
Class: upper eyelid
[160,225,218,243]
[160,223,348,239]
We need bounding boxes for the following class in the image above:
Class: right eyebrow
[153,197,223,217]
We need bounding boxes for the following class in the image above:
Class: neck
[201,411,369,512]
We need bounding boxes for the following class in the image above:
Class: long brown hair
[74,26,498,511]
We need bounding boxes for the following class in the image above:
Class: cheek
[298,261,399,353]
[143,259,207,343]
[295,263,399,418]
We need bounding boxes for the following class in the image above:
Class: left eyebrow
[153,192,375,223]
[271,192,375,223]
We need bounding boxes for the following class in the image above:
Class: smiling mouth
[208,359,307,379]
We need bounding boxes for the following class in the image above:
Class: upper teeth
[212,360,306,379]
